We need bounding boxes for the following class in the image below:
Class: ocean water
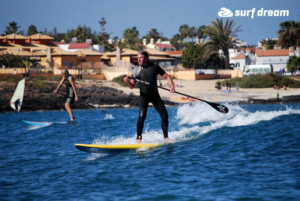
[1,102,300,201]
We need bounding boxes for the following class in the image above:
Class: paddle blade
[207,102,229,113]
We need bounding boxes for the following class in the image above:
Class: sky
[0,0,299,46]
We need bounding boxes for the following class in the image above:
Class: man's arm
[162,73,175,93]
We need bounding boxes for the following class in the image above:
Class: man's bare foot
[164,138,175,143]
[136,139,142,144]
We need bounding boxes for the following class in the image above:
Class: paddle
[55,92,112,115]
[127,77,229,114]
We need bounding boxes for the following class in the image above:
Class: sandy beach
[99,79,300,104]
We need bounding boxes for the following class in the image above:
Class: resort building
[144,38,177,51]
[255,49,289,72]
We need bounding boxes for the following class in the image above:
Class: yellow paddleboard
[75,143,161,154]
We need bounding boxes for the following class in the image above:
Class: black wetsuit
[64,75,74,104]
[132,63,169,140]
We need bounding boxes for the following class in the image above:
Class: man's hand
[123,76,130,83]
[170,84,175,93]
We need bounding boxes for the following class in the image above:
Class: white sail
[10,78,26,112]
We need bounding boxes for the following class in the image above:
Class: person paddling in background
[123,50,175,144]
[54,69,78,121]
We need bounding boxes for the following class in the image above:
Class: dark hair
[138,50,149,59]
[62,69,70,77]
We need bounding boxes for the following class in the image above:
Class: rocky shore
[1,79,299,113]
[0,80,177,113]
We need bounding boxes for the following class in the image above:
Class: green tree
[181,44,204,69]
[27,24,38,36]
[203,18,242,69]
[277,20,300,48]
[4,21,22,35]
[287,56,300,71]
[121,26,139,50]
[261,38,277,49]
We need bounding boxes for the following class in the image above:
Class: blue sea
[1,102,300,201]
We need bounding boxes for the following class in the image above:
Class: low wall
[231,69,242,78]
[0,68,27,75]
[174,70,195,80]
[82,74,105,80]
[195,74,215,80]
[104,71,127,81]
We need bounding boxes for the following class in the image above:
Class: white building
[56,38,104,53]
[255,49,289,72]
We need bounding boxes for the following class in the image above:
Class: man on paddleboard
[123,50,175,143]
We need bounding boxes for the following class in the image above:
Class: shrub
[112,75,140,88]
[0,75,22,84]
[34,75,47,80]
[112,75,127,86]
[27,80,47,89]
[50,75,62,81]
[217,73,300,88]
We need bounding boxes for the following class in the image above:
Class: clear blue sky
[0,0,299,45]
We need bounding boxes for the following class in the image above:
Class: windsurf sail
[10,78,25,112]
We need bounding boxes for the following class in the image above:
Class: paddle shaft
[128,77,229,114]
[55,92,111,115]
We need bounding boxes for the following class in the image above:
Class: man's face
[138,53,148,66]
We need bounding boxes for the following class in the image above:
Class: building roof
[73,49,103,56]
[68,43,91,49]
[164,51,182,56]
[5,34,27,40]
[52,41,66,45]
[256,49,289,57]
[152,43,176,49]
[146,49,170,56]
[231,54,246,59]
[51,48,78,56]
[29,34,54,40]
[105,48,138,57]
[0,49,32,56]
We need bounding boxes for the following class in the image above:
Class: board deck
[22,120,68,126]
[22,120,47,126]
[75,143,161,154]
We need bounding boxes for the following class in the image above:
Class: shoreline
[1,79,299,113]
[99,79,300,104]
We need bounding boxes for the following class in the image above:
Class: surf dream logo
[218,7,289,18]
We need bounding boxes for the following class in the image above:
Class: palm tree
[186,26,196,42]
[277,20,300,49]
[5,21,21,35]
[261,38,277,49]
[196,25,207,43]
[179,24,189,41]
[203,18,242,69]
[0,53,25,67]
[143,28,160,42]
[170,34,182,50]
